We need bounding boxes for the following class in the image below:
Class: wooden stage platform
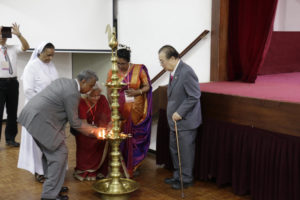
[154,72,300,200]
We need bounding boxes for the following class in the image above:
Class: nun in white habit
[17,41,58,182]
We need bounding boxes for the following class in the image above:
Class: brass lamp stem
[93,26,139,200]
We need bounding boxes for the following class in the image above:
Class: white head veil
[28,41,50,63]
[21,41,52,80]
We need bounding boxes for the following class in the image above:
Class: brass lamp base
[93,178,139,200]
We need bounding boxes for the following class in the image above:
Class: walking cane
[174,121,185,198]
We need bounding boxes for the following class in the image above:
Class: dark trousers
[35,139,68,199]
[0,78,19,142]
[169,129,197,183]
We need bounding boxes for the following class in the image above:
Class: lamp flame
[97,128,106,139]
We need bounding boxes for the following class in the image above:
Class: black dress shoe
[57,194,69,200]
[6,140,20,147]
[60,186,69,193]
[41,194,68,200]
[164,177,179,185]
[171,181,194,190]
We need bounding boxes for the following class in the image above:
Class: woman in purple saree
[107,48,152,177]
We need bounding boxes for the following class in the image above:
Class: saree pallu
[117,64,153,177]
[72,95,111,181]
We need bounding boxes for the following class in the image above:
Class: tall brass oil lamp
[93,27,139,200]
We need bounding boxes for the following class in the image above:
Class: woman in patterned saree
[106,47,152,178]
[71,84,111,181]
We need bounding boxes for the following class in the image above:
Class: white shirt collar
[170,59,180,76]
[75,79,80,92]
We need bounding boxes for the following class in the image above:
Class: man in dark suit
[158,45,202,190]
[18,70,103,200]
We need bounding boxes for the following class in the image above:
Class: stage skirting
[155,72,300,200]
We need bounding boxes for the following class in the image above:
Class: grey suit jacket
[167,60,202,131]
[18,78,82,151]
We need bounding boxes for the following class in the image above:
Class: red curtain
[227,0,278,82]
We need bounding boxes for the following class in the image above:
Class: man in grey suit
[18,70,103,200]
[158,45,202,190]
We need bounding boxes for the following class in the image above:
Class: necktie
[170,75,174,82]
[1,46,13,75]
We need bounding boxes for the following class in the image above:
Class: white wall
[274,0,300,31]
[117,0,212,91]
[0,0,113,50]
[117,0,212,150]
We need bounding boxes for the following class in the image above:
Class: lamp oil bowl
[93,178,139,200]
[93,25,139,200]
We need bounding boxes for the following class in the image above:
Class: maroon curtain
[227,0,278,82]
[259,32,300,75]
[156,112,300,200]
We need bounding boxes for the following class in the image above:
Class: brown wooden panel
[152,85,168,116]
[201,92,300,137]
[152,86,300,137]
[210,0,229,81]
